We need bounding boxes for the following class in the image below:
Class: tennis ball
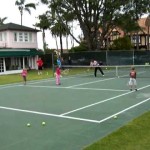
[113,116,117,119]
[42,122,46,126]
[27,123,31,127]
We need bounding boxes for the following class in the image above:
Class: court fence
[62,50,150,66]
[41,50,150,68]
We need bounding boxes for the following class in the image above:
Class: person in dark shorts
[90,59,104,77]
[37,57,43,75]
[128,67,137,91]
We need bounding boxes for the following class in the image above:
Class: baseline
[25,85,128,92]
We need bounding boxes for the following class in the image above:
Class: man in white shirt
[90,60,104,77]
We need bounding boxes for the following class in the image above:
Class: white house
[0,23,43,75]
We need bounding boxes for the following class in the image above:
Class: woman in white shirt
[90,60,104,77]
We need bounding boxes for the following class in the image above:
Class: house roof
[98,17,149,36]
[137,18,149,34]
[0,49,43,57]
[0,23,40,32]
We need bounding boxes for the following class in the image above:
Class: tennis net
[55,65,150,78]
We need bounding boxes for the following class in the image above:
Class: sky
[0,0,80,50]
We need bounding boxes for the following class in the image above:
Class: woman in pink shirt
[55,66,61,85]
[21,69,27,85]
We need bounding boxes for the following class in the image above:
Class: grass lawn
[0,68,54,85]
[83,111,150,150]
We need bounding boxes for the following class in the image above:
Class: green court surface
[0,73,150,150]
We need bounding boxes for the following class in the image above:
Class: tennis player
[36,57,43,75]
[55,66,61,85]
[90,59,104,77]
[129,67,137,91]
[57,57,62,68]
[21,68,27,85]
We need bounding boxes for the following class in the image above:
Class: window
[132,35,141,44]
[14,32,17,41]
[0,33,3,41]
[19,32,23,42]
[112,31,119,36]
[24,32,28,42]
[29,33,32,42]
[13,32,33,42]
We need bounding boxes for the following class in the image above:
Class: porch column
[23,57,25,69]
[3,58,6,72]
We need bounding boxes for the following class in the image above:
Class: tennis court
[0,66,150,150]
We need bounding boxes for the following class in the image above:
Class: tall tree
[15,0,36,26]
[35,13,51,52]
[50,20,70,55]
[41,0,79,52]
[41,0,150,50]
[122,0,150,50]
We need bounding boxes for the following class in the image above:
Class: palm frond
[25,3,36,9]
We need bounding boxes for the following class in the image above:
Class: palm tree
[35,14,51,52]
[0,17,7,25]
[51,20,69,55]
[15,0,36,26]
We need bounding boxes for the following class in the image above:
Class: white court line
[60,84,150,116]
[98,97,150,123]
[0,84,22,90]
[0,96,149,124]
[0,106,100,123]
[0,71,124,89]
[28,73,92,85]
[67,87,128,92]
[25,85,128,92]
[0,79,52,89]
[25,85,68,89]
[66,73,130,88]
[66,77,116,88]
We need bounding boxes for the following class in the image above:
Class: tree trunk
[55,35,58,50]
[59,32,63,56]
[21,13,23,26]
[42,29,46,53]
[136,32,139,50]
